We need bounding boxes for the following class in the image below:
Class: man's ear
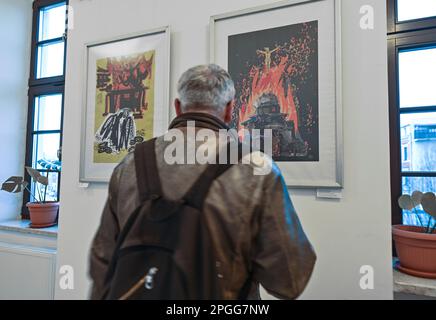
[174,98,183,116]
[223,100,234,124]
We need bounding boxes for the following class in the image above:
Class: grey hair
[177,64,236,112]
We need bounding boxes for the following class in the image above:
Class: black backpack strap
[103,138,162,296]
[183,142,243,210]
[134,137,162,201]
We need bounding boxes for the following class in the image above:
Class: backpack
[103,138,241,300]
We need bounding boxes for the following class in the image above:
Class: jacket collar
[168,112,230,132]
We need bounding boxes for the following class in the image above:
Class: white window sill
[393,259,436,298]
[0,219,57,238]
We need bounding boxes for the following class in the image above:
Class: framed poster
[210,0,343,188]
[80,26,170,182]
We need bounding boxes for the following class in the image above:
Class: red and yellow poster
[93,50,155,163]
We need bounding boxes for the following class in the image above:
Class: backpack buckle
[145,267,159,290]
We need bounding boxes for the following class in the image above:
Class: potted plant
[394,191,436,278]
[1,160,61,228]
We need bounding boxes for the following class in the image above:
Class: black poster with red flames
[228,21,319,162]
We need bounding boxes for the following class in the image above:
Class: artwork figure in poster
[93,50,155,163]
[228,21,319,161]
[256,46,280,71]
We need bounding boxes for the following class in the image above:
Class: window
[388,0,436,229]
[388,0,436,33]
[23,0,68,218]
[397,0,436,22]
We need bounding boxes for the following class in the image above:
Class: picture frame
[210,0,343,188]
[80,26,171,183]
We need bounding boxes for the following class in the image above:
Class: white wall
[56,0,393,299]
[0,0,32,221]
[0,238,57,299]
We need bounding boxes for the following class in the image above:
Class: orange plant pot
[26,202,59,228]
[392,225,436,279]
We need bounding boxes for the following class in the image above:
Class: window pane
[46,172,59,201]
[398,47,436,108]
[32,133,60,169]
[397,0,436,22]
[400,112,436,172]
[34,94,62,131]
[30,172,58,202]
[36,41,65,78]
[402,176,436,226]
[38,3,66,41]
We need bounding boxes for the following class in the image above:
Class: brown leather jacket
[89,112,316,300]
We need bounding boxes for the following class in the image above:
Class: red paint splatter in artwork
[239,56,299,132]
[235,22,317,137]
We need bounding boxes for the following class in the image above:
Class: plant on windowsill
[393,191,436,279]
[1,160,61,228]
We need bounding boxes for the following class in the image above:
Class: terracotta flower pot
[26,202,59,228]
[392,225,436,279]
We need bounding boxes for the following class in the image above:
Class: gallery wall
[0,0,33,221]
[56,0,393,299]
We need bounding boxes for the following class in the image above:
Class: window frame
[387,1,436,241]
[22,0,68,219]
[29,0,67,87]
[387,0,436,34]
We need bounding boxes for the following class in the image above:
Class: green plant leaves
[25,167,48,185]
[1,176,28,193]
[37,159,61,172]
[411,191,423,206]
[398,194,415,210]
[421,192,436,218]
